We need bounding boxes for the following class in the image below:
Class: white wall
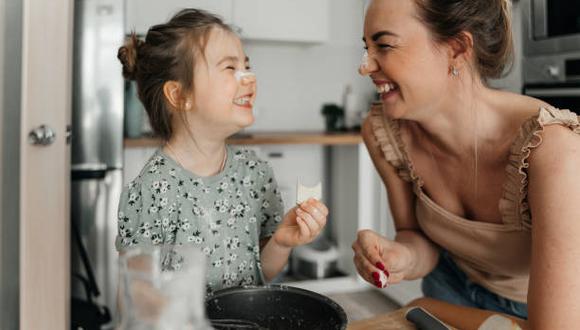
[244,0,375,132]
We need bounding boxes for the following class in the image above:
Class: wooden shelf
[124,132,362,148]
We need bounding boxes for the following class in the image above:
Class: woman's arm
[527,125,580,328]
[361,118,440,279]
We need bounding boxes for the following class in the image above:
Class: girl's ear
[163,80,189,111]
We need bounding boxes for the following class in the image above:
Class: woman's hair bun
[117,33,143,81]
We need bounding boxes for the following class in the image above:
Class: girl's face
[191,28,256,134]
[360,0,453,120]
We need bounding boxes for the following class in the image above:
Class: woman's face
[191,28,256,133]
[361,0,453,120]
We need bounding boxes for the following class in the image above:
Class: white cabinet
[232,0,329,43]
[125,0,233,35]
[125,0,329,43]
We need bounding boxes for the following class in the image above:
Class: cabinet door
[126,0,233,35]
[232,0,329,42]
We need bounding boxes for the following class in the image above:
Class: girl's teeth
[234,97,250,105]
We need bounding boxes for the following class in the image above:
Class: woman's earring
[185,100,191,109]
[451,66,459,77]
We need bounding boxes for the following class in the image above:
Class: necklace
[165,142,227,174]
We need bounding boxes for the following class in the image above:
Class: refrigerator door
[71,169,123,318]
[72,0,124,169]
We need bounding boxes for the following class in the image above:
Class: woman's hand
[272,198,328,248]
[352,229,416,288]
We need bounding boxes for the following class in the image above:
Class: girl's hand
[352,229,415,288]
[272,198,328,248]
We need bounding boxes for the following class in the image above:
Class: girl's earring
[185,100,192,109]
[451,66,459,77]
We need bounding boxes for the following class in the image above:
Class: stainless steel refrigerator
[71,0,124,322]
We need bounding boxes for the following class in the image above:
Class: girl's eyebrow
[217,55,239,65]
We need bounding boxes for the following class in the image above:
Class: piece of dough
[378,271,388,288]
[296,182,322,204]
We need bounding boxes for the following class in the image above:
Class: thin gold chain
[165,142,227,173]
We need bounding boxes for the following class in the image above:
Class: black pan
[205,284,348,330]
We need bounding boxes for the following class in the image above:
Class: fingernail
[372,272,379,281]
[375,279,383,288]
[376,262,385,271]
[383,269,390,277]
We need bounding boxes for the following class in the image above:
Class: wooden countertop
[348,308,459,330]
[348,308,416,330]
[124,131,362,148]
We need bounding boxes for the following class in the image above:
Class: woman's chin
[381,103,406,120]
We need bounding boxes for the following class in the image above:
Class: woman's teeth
[233,96,251,106]
[376,83,397,93]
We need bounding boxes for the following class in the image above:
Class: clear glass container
[117,246,213,330]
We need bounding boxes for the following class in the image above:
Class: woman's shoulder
[527,106,580,162]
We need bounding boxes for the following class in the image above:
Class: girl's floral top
[115,146,284,292]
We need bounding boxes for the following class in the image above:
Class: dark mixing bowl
[205,285,347,330]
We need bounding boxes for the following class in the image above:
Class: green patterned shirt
[116,146,284,292]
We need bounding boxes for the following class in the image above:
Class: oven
[523,82,580,115]
[523,0,580,56]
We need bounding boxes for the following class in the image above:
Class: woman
[352,0,580,328]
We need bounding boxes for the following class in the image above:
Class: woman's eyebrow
[362,30,399,42]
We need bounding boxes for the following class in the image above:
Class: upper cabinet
[125,0,233,35]
[232,0,328,43]
[125,0,329,43]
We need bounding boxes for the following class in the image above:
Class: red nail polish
[376,262,385,271]
[384,269,390,277]
[376,280,383,288]
[372,272,379,280]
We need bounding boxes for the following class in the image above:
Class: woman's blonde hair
[414,0,514,82]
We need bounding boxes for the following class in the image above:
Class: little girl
[116,9,328,292]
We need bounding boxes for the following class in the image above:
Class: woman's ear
[163,80,189,111]
[447,31,474,68]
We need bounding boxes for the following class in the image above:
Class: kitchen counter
[124,131,362,148]
[347,308,416,330]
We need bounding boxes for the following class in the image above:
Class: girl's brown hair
[117,9,233,140]
[414,0,514,81]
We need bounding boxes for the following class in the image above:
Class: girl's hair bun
[117,33,143,81]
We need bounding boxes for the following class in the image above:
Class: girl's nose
[235,71,256,85]
[241,73,256,85]
[358,51,378,76]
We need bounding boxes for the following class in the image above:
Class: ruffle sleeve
[367,103,413,182]
[499,107,580,229]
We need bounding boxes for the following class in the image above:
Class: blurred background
[1,0,579,328]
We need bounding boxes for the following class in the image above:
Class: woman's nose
[358,52,378,76]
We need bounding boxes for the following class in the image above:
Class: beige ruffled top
[368,104,580,303]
